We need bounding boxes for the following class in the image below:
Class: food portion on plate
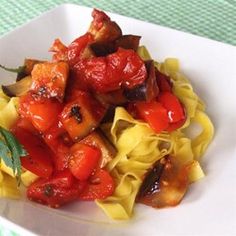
[0,9,214,220]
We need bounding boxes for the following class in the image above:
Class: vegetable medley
[0,9,214,220]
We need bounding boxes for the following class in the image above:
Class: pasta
[0,45,213,221]
[0,89,19,130]
[96,107,172,219]
[96,47,214,219]
[0,90,38,198]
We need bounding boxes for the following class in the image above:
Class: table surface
[0,0,235,235]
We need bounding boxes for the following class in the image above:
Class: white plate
[0,4,236,236]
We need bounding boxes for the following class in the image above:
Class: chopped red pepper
[69,143,101,181]
[19,94,63,133]
[67,33,94,66]
[79,169,115,200]
[31,61,69,100]
[60,90,106,141]
[73,48,147,93]
[136,101,169,133]
[12,127,53,178]
[27,170,86,208]
[158,92,185,123]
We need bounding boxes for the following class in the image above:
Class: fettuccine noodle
[0,46,214,219]
[0,89,38,198]
[96,46,214,220]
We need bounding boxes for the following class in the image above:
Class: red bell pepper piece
[158,92,185,123]
[72,48,147,93]
[12,127,53,178]
[69,143,101,181]
[31,61,69,101]
[43,120,71,171]
[135,101,169,133]
[60,90,106,141]
[67,33,94,66]
[79,169,115,200]
[19,94,63,133]
[27,170,86,208]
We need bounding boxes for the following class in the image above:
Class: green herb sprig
[0,126,28,185]
[0,64,25,74]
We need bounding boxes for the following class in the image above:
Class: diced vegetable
[31,62,69,101]
[17,59,44,81]
[69,143,101,180]
[79,130,116,168]
[124,60,159,101]
[12,127,53,178]
[135,101,169,133]
[2,76,32,97]
[73,48,147,93]
[60,91,106,141]
[114,35,141,51]
[89,9,122,43]
[137,156,191,208]
[90,35,141,57]
[43,120,71,171]
[67,33,94,66]
[49,38,68,62]
[19,94,63,132]
[78,168,115,200]
[27,170,86,207]
[158,92,185,124]
[95,89,127,105]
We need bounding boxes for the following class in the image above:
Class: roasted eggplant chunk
[124,60,159,101]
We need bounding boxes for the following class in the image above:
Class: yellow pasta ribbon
[97,47,214,220]
[0,171,20,199]
[96,107,172,219]
[0,89,38,198]
[0,89,19,129]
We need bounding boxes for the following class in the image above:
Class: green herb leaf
[0,126,28,185]
[0,139,14,169]
[0,64,26,74]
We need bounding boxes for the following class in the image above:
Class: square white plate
[0,4,236,236]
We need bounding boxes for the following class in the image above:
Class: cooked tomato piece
[49,38,68,62]
[79,131,116,168]
[89,9,122,43]
[158,92,185,123]
[13,117,37,134]
[31,61,69,100]
[73,48,147,93]
[12,127,53,178]
[78,169,115,200]
[69,143,101,180]
[27,170,87,208]
[43,120,71,171]
[67,33,94,66]
[60,91,106,141]
[48,169,74,188]
[19,94,63,133]
[135,101,169,133]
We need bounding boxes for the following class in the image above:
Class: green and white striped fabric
[0,0,235,45]
[0,0,235,235]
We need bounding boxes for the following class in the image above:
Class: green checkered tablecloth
[0,0,235,235]
[0,0,236,45]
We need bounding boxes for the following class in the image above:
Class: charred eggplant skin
[137,158,166,198]
[90,35,141,57]
[2,76,32,97]
[123,60,159,101]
